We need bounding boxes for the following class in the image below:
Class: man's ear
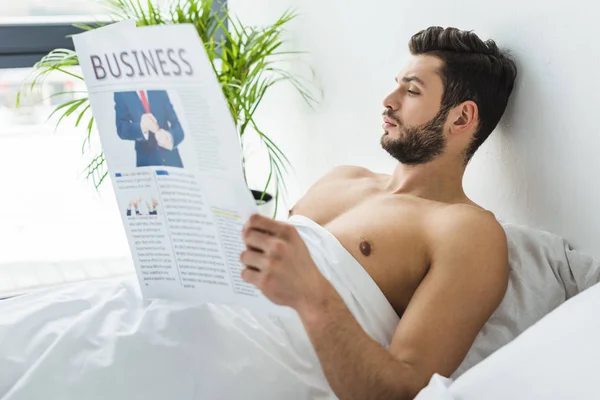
[449,101,478,136]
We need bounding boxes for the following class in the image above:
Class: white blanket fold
[0,216,398,400]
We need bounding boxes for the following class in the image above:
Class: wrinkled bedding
[1,217,597,399]
[0,215,399,400]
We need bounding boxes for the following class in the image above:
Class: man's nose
[382,90,401,111]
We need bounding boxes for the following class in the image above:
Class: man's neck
[384,157,468,204]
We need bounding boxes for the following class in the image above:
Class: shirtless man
[240,26,518,400]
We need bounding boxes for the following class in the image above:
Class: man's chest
[294,192,433,315]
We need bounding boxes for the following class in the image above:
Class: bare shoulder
[433,203,506,243]
[315,165,376,184]
[428,203,509,274]
[290,166,379,221]
[302,165,377,193]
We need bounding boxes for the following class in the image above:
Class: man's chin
[380,134,397,153]
[380,133,388,148]
[380,132,398,145]
[382,126,404,137]
[381,130,395,140]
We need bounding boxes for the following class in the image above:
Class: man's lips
[383,116,397,126]
[383,116,397,129]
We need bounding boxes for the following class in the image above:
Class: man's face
[381,55,450,165]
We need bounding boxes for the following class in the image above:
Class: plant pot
[251,189,275,217]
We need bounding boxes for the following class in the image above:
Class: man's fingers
[242,229,272,252]
[240,249,267,271]
[241,267,261,286]
[240,249,266,287]
[245,214,293,238]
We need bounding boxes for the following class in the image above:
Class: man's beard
[380,106,450,165]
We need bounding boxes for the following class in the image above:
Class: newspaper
[73,21,280,312]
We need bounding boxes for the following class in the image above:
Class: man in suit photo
[114,89,185,168]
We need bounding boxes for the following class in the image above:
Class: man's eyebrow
[395,75,427,88]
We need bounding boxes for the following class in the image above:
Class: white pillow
[417,281,600,400]
[452,222,600,378]
[450,280,600,399]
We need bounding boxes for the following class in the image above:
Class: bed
[0,220,598,399]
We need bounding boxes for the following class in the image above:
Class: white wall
[230,0,600,258]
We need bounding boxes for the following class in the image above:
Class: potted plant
[19,0,317,217]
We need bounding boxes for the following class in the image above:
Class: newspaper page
[73,22,281,312]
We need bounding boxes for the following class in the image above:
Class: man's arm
[161,91,184,147]
[299,284,421,399]
[114,93,146,141]
[240,210,509,400]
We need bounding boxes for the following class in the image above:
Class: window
[0,0,107,18]
[0,66,134,297]
[0,0,227,298]
[0,0,108,69]
[0,1,116,297]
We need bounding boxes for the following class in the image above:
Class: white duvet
[0,215,399,400]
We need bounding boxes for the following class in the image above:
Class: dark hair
[409,26,517,162]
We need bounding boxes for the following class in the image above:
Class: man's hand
[140,113,159,138]
[155,129,174,150]
[240,214,332,311]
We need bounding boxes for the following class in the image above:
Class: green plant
[19,0,317,215]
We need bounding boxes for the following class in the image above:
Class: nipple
[359,240,372,256]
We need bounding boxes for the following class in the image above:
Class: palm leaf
[85,153,108,188]
[84,117,96,153]
[75,105,90,127]
[47,98,86,120]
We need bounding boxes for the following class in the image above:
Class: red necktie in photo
[139,90,150,113]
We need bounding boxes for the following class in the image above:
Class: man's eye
[407,90,420,96]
